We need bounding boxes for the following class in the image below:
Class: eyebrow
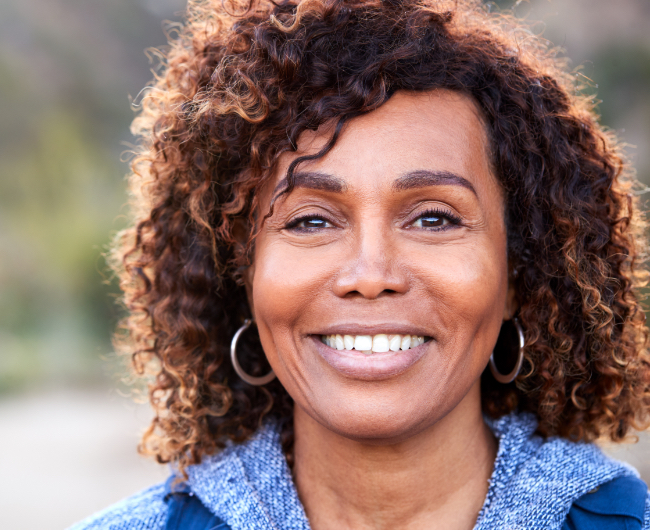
[273,171,347,197]
[272,168,476,198]
[392,170,477,195]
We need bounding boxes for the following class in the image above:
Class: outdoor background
[1,0,649,528]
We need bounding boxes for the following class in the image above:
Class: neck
[292,383,496,530]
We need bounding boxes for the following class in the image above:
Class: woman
[72,0,650,528]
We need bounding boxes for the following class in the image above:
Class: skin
[245,90,517,530]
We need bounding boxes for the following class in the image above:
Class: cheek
[251,240,333,324]
[424,238,509,365]
[249,239,333,378]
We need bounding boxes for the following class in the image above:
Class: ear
[502,266,518,321]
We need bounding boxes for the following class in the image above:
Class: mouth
[320,333,429,354]
[313,332,432,380]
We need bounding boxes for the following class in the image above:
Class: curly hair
[111,0,650,474]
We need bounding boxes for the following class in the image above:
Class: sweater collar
[475,412,636,529]
[187,412,637,530]
[187,422,309,530]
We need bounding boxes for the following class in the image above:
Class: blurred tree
[0,0,186,390]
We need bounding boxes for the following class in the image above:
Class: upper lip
[312,323,432,337]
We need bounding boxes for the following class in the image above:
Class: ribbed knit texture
[70,412,650,529]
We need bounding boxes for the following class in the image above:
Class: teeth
[322,333,427,353]
[354,335,372,351]
[372,334,389,352]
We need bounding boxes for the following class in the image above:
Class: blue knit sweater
[70,412,650,530]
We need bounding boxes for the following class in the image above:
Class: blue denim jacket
[70,412,650,530]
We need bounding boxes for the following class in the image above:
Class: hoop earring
[230,319,276,386]
[489,318,525,384]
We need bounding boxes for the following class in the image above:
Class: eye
[410,209,460,230]
[285,215,334,232]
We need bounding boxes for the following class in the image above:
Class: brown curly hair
[112,0,650,473]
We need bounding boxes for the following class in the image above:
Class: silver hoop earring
[489,318,525,384]
[230,319,276,386]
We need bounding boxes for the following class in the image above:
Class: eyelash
[410,208,462,230]
[284,208,461,232]
[284,214,334,232]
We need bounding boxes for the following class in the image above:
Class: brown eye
[413,215,447,228]
[286,215,334,231]
[410,209,460,230]
[298,218,330,229]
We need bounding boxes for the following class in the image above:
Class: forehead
[270,89,498,200]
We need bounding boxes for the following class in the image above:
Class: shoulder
[491,412,638,482]
[67,482,169,530]
[645,490,650,530]
[478,413,648,529]
[564,475,648,530]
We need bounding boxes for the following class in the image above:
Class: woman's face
[247,90,514,443]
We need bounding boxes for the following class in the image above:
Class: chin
[312,393,446,445]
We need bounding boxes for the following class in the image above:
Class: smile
[314,333,431,380]
[321,334,428,353]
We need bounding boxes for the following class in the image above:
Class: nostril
[343,288,398,299]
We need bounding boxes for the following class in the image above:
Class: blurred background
[0,0,649,528]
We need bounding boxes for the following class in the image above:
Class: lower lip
[312,336,429,380]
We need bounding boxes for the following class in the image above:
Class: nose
[332,229,409,300]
